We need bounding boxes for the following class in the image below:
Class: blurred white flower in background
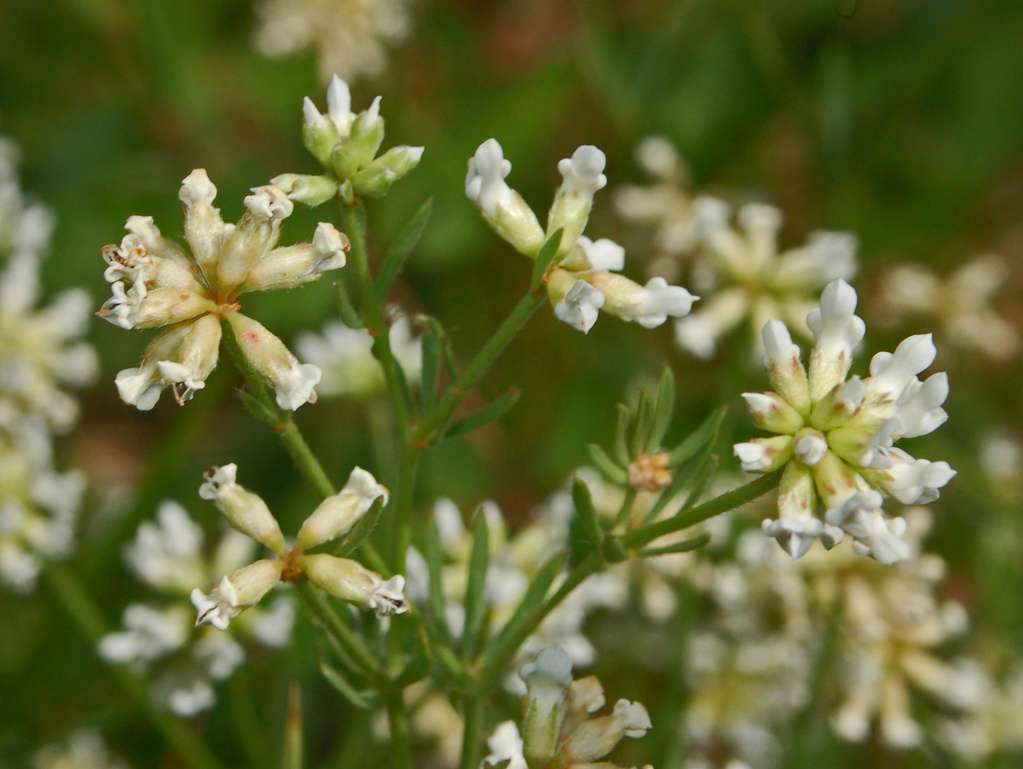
[880,255,1019,360]
[255,0,412,83]
[99,500,295,715]
[33,730,128,769]
[0,137,93,594]
[296,312,422,398]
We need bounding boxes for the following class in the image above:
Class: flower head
[191,464,404,631]
[99,171,346,411]
[675,203,857,359]
[465,138,697,334]
[734,280,954,562]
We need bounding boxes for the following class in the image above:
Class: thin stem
[413,290,545,446]
[297,582,385,681]
[386,694,413,769]
[613,487,638,531]
[44,563,226,769]
[476,471,782,694]
[458,695,483,769]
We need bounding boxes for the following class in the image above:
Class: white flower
[735,280,954,563]
[675,202,858,359]
[33,731,127,769]
[100,171,344,412]
[553,280,605,334]
[99,604,190,665]
[295,313,422,398]
[255,0,411,83]
[483,722,528,769]
[880,255,1019,359]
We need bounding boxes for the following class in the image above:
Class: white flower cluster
[295,313,422,398]
[615,137,858,359]
[405,497,625,671]
[0,137,94,593]
[99,500,295,715]
[99,171,348,411]
[483,646,651,769]
[465,139,698,334]
[880,254,1019,360]
[191,464,406,630]
[255,0,411,83]
[734,279,954,563]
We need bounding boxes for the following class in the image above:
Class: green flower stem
[621,470,782,550]
[385,694,413,769]
[44,563,226,769]
[338,200,413,437]
[474,471,781,696]
[412,289,546,446]
[297,582,385,681]
[613,487,638,531]
[458,695,484,769]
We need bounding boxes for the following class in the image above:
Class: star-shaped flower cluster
[190,464,406,631]
[734,279,954,563]
[98,171,349,411]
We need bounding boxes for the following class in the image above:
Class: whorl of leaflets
[190,464,408,630]
[482,646,652,769]
[97,171,350,412]
[464,138,698,334]
[734,279,955,564]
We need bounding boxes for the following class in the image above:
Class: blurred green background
[2,0,1022,767]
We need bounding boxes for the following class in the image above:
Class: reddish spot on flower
[244,331,260,343]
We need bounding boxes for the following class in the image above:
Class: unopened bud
[296,467,388,549]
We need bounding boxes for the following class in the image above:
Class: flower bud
[806,279,865,400]
[155,314,222,405]
[216,186,293,291]
[300,554,408,616]
[296,467,388,549]
[520,647,573,764]
[331,96,385,179]
[303,97,341,166]
[763,462,824,559]
[240,223,349,293]
[227,313,321,411]
[548,270,605,334]
[589,273,697,329]
[114,322,196,410]
[809,376,865,431]
[191,559,283,630]
[733,435,794,473]
[270,173,339,207]
[547,145,607,255]
[465,139,545,257]
[761,320,811,415]
[352,145,424,197]
[741,391,804,435]
[179,170,227,271]
[559,699,651,764]
[98,281,215,330]
[199,463,286,555]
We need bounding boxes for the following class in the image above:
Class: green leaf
[425,520,452,645]
[461,510,490,660]
[530,229,564,290]
[631,389,654,457]
[335,496,386,558]
[587,444,627,485]
[637,533,711,558]
[613,403,631,465]
[375,198,433,302]
[681,452,719,512]
[488,552,565,652]
[668,406,727,467]
[569,476,604,565]
[446,389,520,438]
[649,367,676,449]
[421,321,442,412]
[316,655,377,710]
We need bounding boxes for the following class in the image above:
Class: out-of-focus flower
[464,139,697,334]
[734,279,954,562]
[295,313,422,398]
[191,464,404,632]
[799,509,983,749]
[100,500,294,715]
[675,204,857,359]
[404,497,625,673]
[33,730,128,769]
[482,647,651,769]
[254,0,411,83]
[614,136,729,281]
[99,172,348,411]
[284,76,423,201]
[938,665,1023,760]
[880,255,1019,360]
